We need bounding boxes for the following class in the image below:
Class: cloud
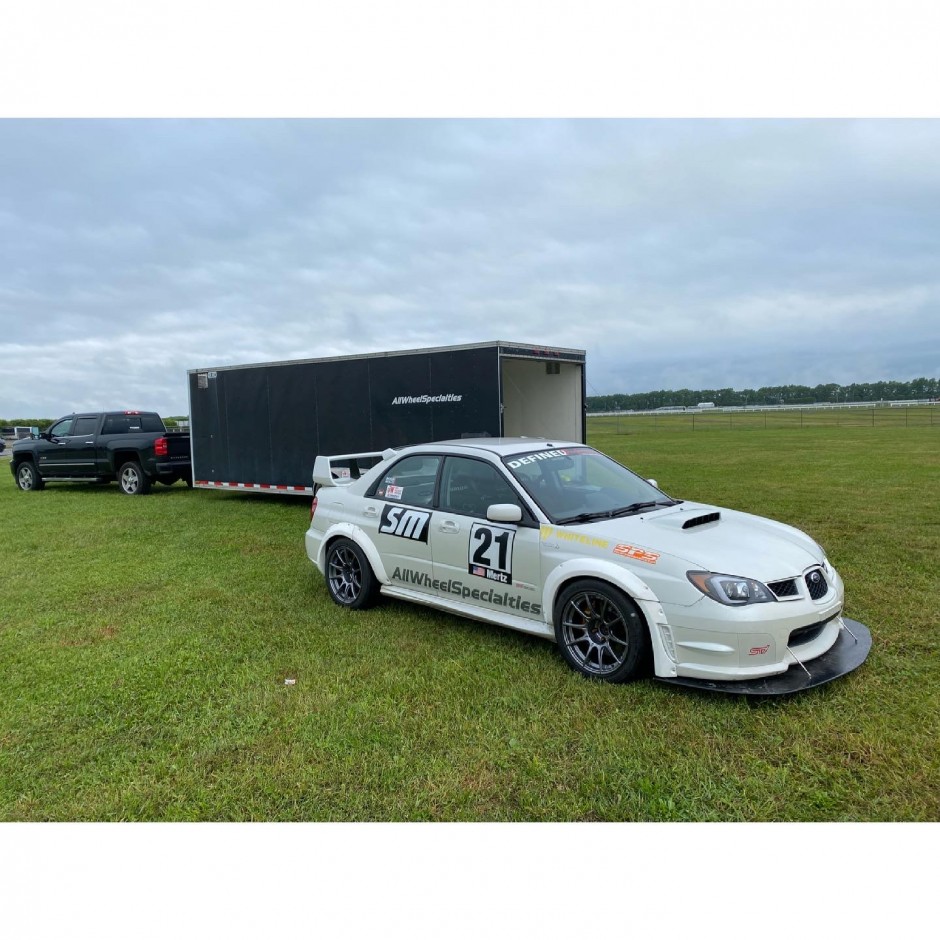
[1,119,938,417]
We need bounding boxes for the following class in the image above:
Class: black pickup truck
[11,411,191,495]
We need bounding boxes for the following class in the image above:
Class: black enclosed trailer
[187,341,587,495]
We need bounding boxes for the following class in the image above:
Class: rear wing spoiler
[312,448,399,489]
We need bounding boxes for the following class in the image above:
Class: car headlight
[687,571,777,606]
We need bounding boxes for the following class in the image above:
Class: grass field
[0,423,937,822]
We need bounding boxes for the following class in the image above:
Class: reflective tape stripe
[195,480,312,494]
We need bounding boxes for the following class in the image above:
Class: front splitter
[655,618,872,696]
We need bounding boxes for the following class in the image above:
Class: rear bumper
[655,618,871,696]
[154,459,191,476]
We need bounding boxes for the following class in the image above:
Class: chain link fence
[589,405,939,434]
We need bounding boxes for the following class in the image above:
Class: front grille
[768,578,799,599]
[804,568,829,600]
[789,621,826,647]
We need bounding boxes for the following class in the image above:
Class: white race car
[305,439,870,694]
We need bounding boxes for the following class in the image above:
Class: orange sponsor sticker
[613,544,660,565]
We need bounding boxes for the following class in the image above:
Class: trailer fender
[541,559,678,679]
[318,522,391,584]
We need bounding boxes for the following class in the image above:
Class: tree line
[587,377,940,413]
[2,416,187,432]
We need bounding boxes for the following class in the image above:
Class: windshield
[503,446,676,523]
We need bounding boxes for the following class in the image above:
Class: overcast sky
[1,118,939,418]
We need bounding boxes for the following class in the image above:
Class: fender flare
[542,559,678,679]
[317,522,390,584]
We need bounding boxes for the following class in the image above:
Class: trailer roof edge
[186,340,586,374]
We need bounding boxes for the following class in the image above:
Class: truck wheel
[15,461,45,492]
[325,538,379,609]
[554,579,650,682]
[119,460,151,495]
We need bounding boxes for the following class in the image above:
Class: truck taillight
[154,437,168,457]
[310,496,318,521]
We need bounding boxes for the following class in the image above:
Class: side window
[101,415,127,434]
[48,418,75,438]
[72,417,98,436]
[140,414,165,432]
[440,456,522,518]
[371,454,441,507]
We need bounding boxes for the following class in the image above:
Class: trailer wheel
[15,461,45,491]
[119,460,151,495]
[325,538,379,610]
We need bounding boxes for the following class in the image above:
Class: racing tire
[118,460,151,496]
[15,460,45,492]
[554,579,650,682]
[325,538,379,610]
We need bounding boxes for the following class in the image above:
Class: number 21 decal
[468,523,515,584]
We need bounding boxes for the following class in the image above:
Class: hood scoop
[682,511,721,530]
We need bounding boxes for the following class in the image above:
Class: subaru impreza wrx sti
[304,439,870,694]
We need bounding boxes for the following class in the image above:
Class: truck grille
[804,569,829,600]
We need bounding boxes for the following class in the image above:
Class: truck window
[101,413,165,435]
[48,418,75,437]
[72,416,98,436]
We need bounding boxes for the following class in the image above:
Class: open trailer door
[499,344,586,443]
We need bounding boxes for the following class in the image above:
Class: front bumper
[655,618,871,695]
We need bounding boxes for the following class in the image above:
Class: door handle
[363,505,378,518]
[440,520,460,534]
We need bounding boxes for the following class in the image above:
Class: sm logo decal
[379,505,431,543]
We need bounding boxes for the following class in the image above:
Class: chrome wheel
[121,465,141,493]
[16,462,42,491]
[118,460,150,495]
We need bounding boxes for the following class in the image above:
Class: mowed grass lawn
[0,424,937,821]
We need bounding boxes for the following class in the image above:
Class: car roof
[400,437,588,458]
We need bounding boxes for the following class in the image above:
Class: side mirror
[487,503,523,523]
[40,431,53,441]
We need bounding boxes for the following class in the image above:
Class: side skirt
[380,585,555,640]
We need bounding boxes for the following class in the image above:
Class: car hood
[581,502,825,580]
